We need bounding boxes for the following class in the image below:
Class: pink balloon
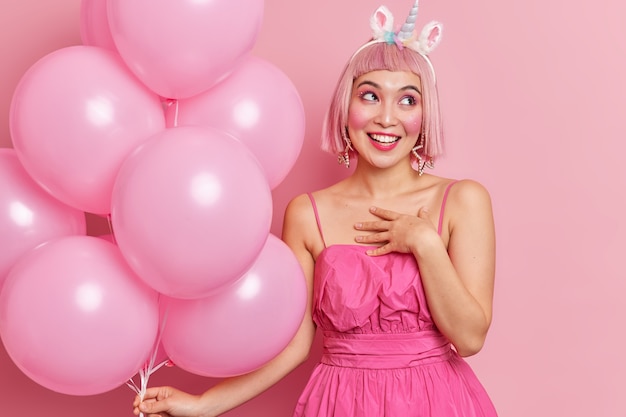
[10,45,166,214]
[107,0,265,99]
[0,149,86,285]
[0,236,160,395]
[79,0,116,51]
[167,56,305,189]
[111,126,273,299]
[162,234,307,377]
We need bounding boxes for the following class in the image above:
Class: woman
[134,1,497,416]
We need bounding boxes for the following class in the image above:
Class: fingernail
[355,223,362,229]
[355,236,363,242]
[370,207,377,212]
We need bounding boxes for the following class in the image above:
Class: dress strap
[438,180,458,235]
[307,193,327,248]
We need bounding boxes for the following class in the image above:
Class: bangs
[349,43,425,80]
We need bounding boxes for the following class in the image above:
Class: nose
[374,102,398,127]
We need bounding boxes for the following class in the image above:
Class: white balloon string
[127,296,170,417]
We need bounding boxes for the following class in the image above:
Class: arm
[411,180,495,356]
[134,195,317,417]
[354,180,496,357]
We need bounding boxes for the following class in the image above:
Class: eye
[359,91,378,102]
[399,95,418,106]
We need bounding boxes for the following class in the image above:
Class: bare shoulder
[282,193,321,252]
[445,179,494,229]
[284,193,316,224]
[447,179,493,210]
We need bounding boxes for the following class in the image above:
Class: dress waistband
[321,330,453,369]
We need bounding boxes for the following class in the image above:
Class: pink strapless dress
[292,244,498,417]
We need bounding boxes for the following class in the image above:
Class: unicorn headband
[352,0,443,82]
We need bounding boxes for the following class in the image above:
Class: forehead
[353,70,422,91]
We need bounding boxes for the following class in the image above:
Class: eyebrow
[356,80,422,95]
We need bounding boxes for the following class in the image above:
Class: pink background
[1,0,625,416]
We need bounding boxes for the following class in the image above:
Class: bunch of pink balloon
[0,0,307,396]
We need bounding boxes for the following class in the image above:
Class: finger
[417,207,437,229]
[354,220,389,232]
[365,244,392,257]
[142,387,164,400]
[369,206,398,220]
[355,232,389,244]
[139,399,165,415]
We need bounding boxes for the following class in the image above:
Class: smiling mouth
[368,133,401,144]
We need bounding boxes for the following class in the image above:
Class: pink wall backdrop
[2,0,625,416]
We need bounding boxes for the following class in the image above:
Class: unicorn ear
[370,6,395,39]
[417,21,443,54]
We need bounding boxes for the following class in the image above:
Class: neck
[347,159,423,198]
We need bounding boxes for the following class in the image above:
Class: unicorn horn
[397,0,419,41]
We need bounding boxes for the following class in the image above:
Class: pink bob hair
[321,42,444,162]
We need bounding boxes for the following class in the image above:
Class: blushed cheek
[347,106,369,130]
[404,113,423,135]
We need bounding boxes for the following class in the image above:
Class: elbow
[455,338,484,357]
[296,343,314,365]
[453,329,489,357]
[454,312,492,357]
[288,339,314,367]
[297,351,311,366]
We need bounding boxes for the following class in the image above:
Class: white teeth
[369,134,400,144]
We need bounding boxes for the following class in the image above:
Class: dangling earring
[338,129,354,168]
[411,133,434,176]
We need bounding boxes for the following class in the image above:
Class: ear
[417,21,443,54]
[370,6,395,39]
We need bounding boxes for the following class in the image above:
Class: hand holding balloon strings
[126,302,172,417]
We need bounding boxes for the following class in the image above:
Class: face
[347,70,423,169]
